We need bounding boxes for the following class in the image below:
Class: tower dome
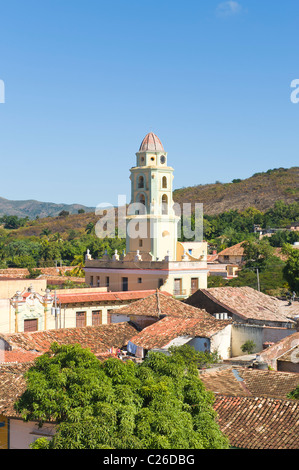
[139,132,164,152]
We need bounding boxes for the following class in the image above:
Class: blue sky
[0,0,298,208]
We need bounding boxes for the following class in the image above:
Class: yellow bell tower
[126,132,180,261]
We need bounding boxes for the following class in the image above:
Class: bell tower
[126,132,180,261]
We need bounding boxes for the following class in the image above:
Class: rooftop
[114,291,211,319]
[217,242,245,256]
[128,315,231,350]
[200,366,299,399]
[214,395,299,449]
[186,286,297,324]
[0,364,30,417]
[0,322,138,356]
[52,289,158,305]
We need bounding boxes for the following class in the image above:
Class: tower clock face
[160,155,166,164]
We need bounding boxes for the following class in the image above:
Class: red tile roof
[115,291,211,319]
[0,364,30,417]
[186,286,296,324]
[0,322,138,356]
[54,290,158,305]
[200,366,299,399]
[218,242,245,256]
[1,350,42,364]
[128,315,231,350]
[214,395,299,449]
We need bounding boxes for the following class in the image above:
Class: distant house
[0,322,139,364]
[217,242,245,266]
[112,290,211,330]
[4,287,157,335]
[185,286,297,329]
[185,287,297,355]
[286,222,299,231]
[126,314,232,360]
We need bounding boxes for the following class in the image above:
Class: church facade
[84,133,208,298]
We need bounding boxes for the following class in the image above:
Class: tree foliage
[282,245,299,294]
[14,343,229,450]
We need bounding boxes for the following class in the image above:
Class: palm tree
[85,222,95,235]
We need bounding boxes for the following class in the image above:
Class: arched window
[162,194,168,215]
[138,175,144,189]
[136,193,146,214]
[162,176,167,189]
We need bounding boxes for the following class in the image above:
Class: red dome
[139,132,164,152]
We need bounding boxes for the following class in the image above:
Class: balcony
[173,288,187,298]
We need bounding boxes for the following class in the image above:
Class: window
[158,278,164,288]
[96,276,100,287]
[106,276,110,288]
[90,276,94,287]
[76,312,86,328]
[174,278,182,296]
[191,278,199,294]
[107,309,114,324]
[138,278,142,284]
[138,175,144,189]
[224,255,229,261]
[162,176,167,189]
[92,310,102,326]
[122,277,128,291]
[139,239,143,247]
[162,194,168,215]
[24,319,38,332]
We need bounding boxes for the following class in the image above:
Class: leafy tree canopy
[14,343,229,450]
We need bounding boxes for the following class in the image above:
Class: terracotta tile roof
[1,350,42,364]
[278,346,299,363]
[217,242,245,256]
[259,332,299,367]
[115,291,211,319]
[200,367,299,399]
[55,290,158,305]
[128,315,231,350]
[0,322,138,356]
[214,395,299,449]
[0,364,29,417]
[186,286,295,324]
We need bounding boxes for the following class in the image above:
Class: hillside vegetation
[173,167,299,215]
[0,167,298,219]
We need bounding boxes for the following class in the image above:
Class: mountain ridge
[173,167,299,215]
[0,167,298,219]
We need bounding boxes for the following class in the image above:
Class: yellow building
[84,133,208,298]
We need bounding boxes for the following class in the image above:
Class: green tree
[15,343,229,450]
[282,245,299,294]
[241,340,256,354]
[287,385,299,400]
[243,238,274,265]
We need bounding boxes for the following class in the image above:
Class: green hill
[0,167,298,221]
[173,167,299,216]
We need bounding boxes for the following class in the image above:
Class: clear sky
[0,0,298,208]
